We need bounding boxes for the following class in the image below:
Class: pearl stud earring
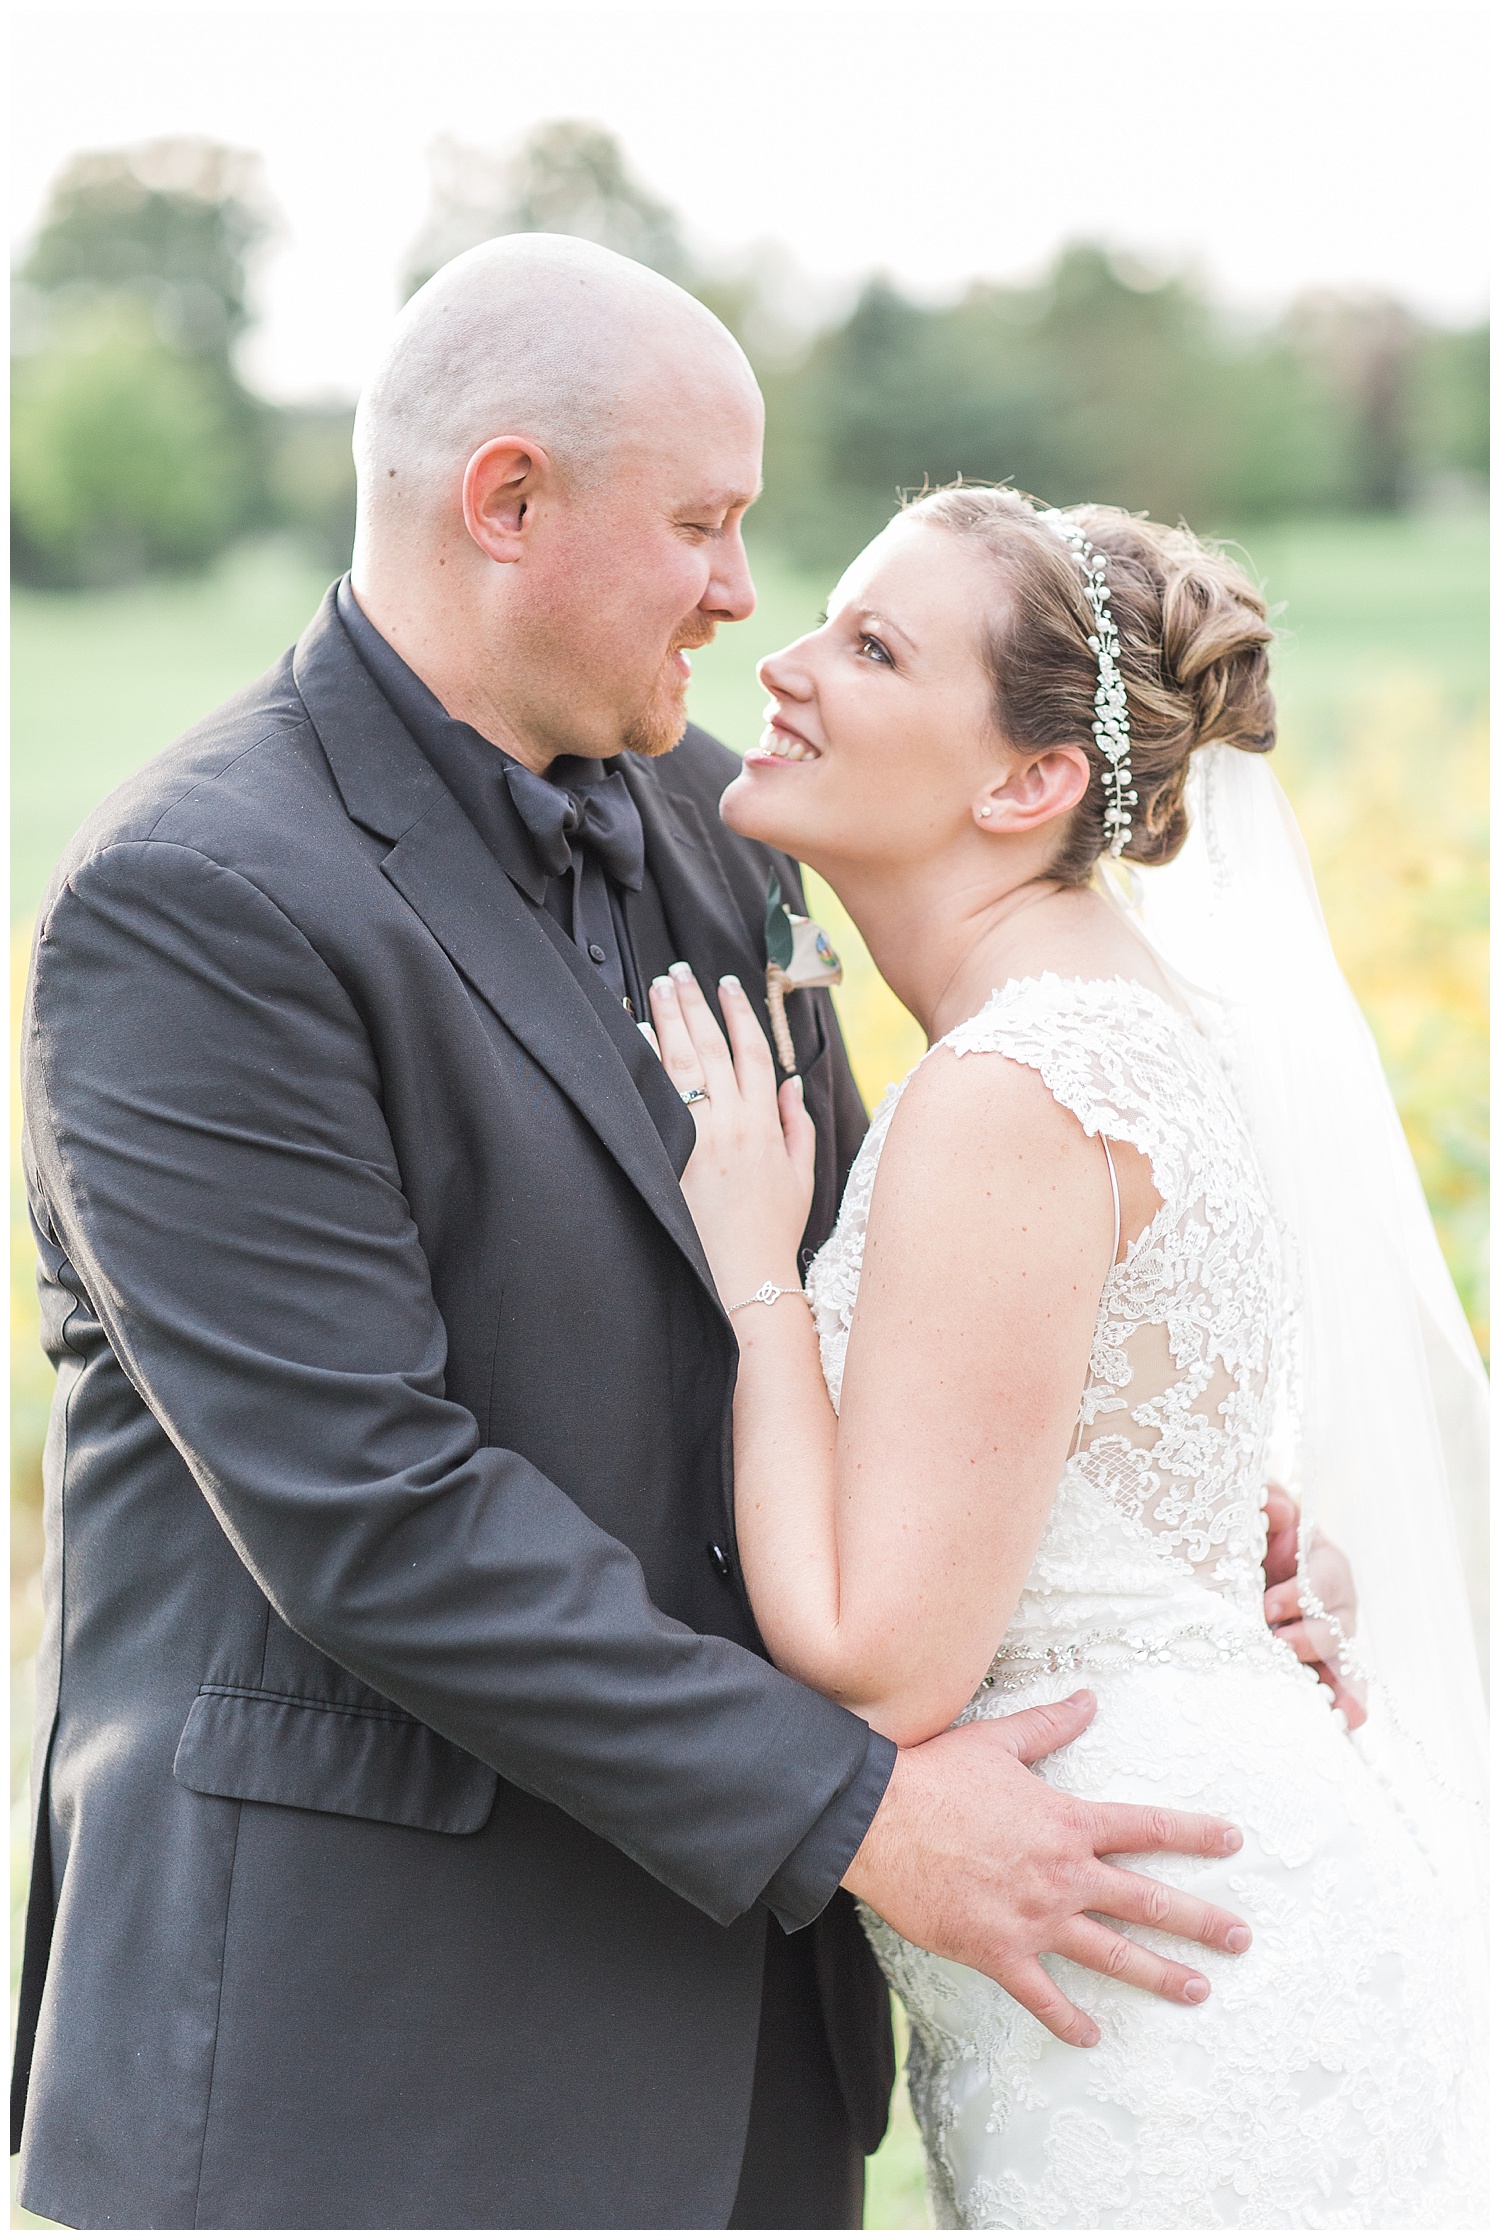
[978,806,993,819]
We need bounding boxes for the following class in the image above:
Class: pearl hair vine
[1039,509,1136,857]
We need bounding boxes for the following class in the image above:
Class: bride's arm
[651,967,1112,1747]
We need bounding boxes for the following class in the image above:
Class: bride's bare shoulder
[999,885,1178,1003]
[873,1026,1108,1238]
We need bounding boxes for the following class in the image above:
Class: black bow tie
[503,758,645,893]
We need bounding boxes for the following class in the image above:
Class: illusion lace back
[805,977,1485,2231]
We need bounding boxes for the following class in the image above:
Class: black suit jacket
[13,591,895,2231]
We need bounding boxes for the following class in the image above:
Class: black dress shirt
[337,578,679,1021]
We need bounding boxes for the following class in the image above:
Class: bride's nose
[757,639,814,700]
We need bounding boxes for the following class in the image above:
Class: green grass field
[9,510,1487,2230]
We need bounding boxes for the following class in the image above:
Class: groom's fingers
[1261,1483,1299,1587]
[1086,1863,1250,1956]
[992,1691,1097,1765]
[992,1959,1100,2050]
[1052,1916,1216,2007]
[1086,1798,1243,1864]
[1262,1578,1304,1627]
[1267,1612,1337,1662]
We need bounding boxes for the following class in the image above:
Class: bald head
[353,233,757,544]
[348,233,762,775]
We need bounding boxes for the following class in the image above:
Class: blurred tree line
[11,124,1489,590]
[11,140,356,586]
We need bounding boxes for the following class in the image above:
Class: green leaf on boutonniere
[763,867,842,1073]
[765,870,795,970]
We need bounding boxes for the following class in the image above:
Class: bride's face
[719,519,1010,873]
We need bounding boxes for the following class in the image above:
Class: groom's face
[514,370,763,765]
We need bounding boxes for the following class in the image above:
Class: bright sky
[11,0,1490,403]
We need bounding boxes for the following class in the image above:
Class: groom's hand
[1261,1485,1367,1729]
[842,1692,1251,2048]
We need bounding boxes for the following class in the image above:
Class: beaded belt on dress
[979,1616,1296,1692]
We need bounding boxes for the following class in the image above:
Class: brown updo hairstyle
[905,486,1277,881]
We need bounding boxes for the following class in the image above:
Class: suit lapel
[623,753,836,1092]
[527,907,698,1171]
[621,757,779,1049]
[381,803,712,1287]
[292,593,714,1295]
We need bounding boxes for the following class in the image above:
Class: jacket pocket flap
[174,1688,497,1835]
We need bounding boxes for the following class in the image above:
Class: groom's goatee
[624,619,720,757]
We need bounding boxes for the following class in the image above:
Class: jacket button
[707,1543,733,1582]
[588,942,607,964]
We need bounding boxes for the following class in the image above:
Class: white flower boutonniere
[764,870,842,1072]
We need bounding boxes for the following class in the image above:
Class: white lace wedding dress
[805,975,1485,2230]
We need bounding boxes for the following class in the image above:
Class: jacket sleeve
[24,839,881,1927]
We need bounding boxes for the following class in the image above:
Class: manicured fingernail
[1183,1976,1211,2004]
[669,961,693,981]
[1079,2024,1100,2048]
[719,974,741,989]
[1221,1827,1243,1854]
[651,975,672,993]
[1226,1927,1252,1954]
[1066,1690,1093,1708]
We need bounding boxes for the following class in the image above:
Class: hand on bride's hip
[648,964,816,1302]
[843,1690,1252,2050]
[1261,1485,1367,1728]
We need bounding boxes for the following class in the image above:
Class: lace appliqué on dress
[805,976,1485,2230]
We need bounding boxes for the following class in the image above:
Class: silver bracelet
[726,1280,813,1315]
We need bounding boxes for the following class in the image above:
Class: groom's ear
[462,437,553,564]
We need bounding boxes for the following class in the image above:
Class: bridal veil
[1114,743,1488,1931]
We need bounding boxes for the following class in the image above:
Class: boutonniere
[764,869,842,1072]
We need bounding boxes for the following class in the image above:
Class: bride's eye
[858,632,895,667]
